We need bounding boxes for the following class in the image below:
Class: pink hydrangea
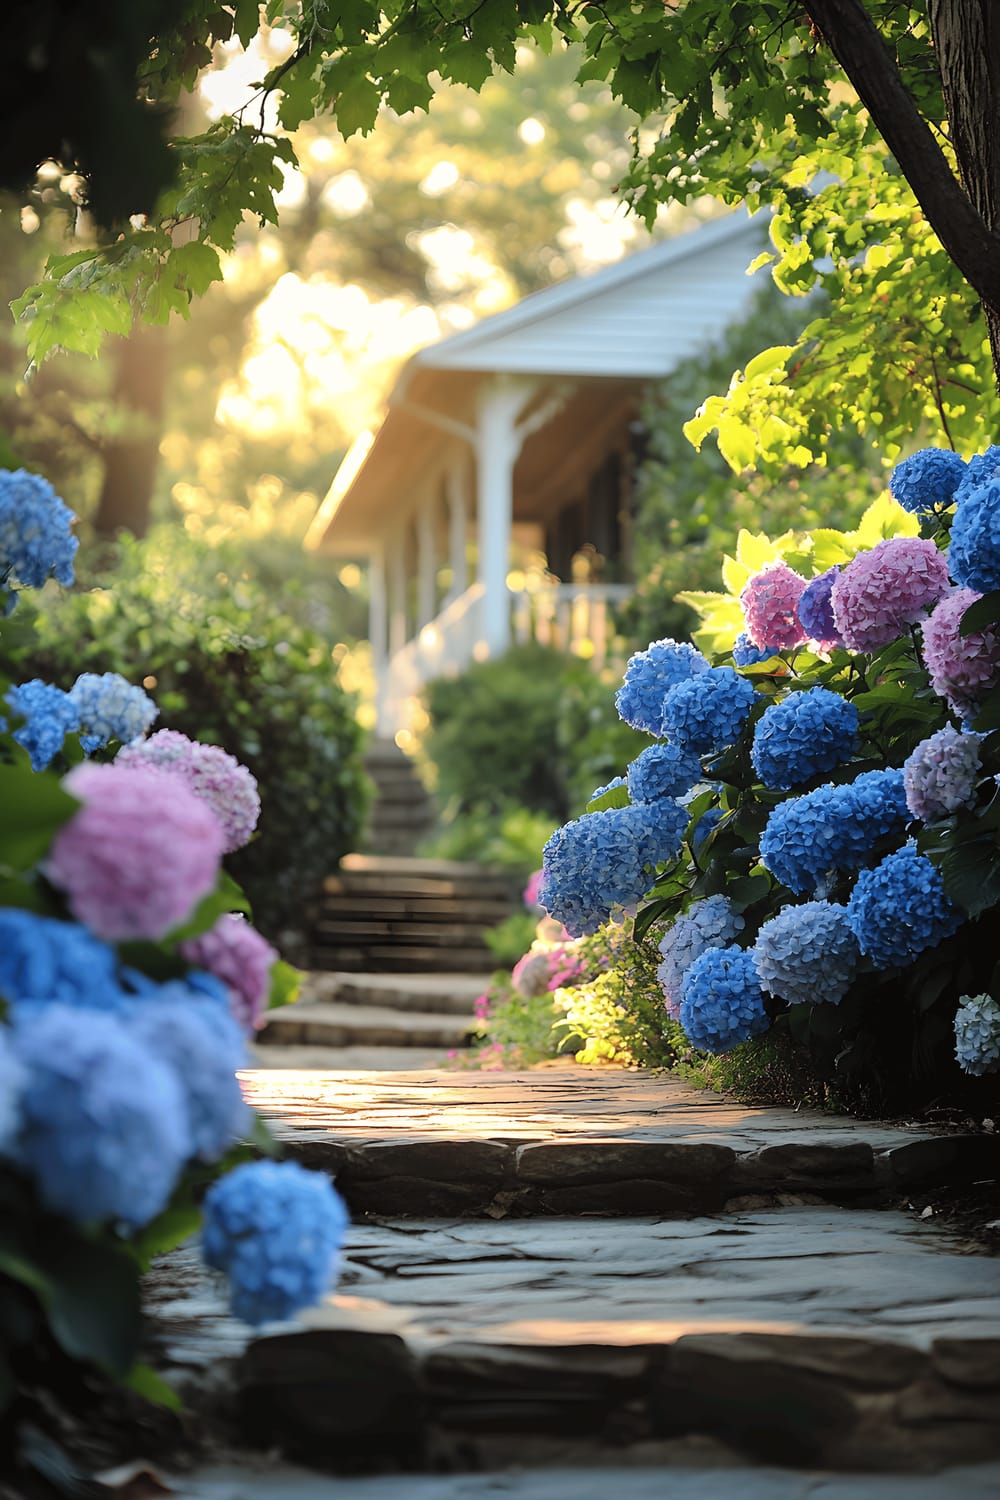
[831,538,951,652]
[119,730,260,853]
[181,913,277,1033]
[740,564,808,651]
[921,587,1000,719]
[47,763,225,942]
[522,869,543,909]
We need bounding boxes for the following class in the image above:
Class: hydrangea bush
[537,450,1000,1111]
[0,468,351,1414]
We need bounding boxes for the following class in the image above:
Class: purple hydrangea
[759,769,909,894]
[832,538,951,653]
[118,730,260,853]
[922,587,1000,720]
[202,1160,350,1325]
[751,687,859,790]
[678,945,769,1053]
[614,639,709,734]
[740,564,808,651]
[889,448,967,514]
[5,679,80,770]
[181,914,277,1034]
[656,895,745,1019]
[0,468,78,610]
[661,666,757,755]
[846,843,961,969]
[69,672,157,753]
[753,901,858,1007]
[626,742,702,803]
[129,993,250,1161]
[949,447,1000,592]
[796,567,843,651]
[953,993,1000,1076]
[0,909,124,1013]
[9,1005,190,1225]
[904,727,982,821]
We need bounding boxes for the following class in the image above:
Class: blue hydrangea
[615,639,709,734]
[120,967,232,1010]
[753,901,858,1007]
[202,1159,350,1325]
[0,469,78,610]
[889,448,968,514]
[0,909,125,1013]
[0,1027,26,1154]
[948,475,1000,593]
[661,667,758,755]
[539,800,689,937]
[10,1005,189,1225]
[751,688,859,790]
[691,804,723,853]
[657,895,744,1018]
[732,633,777,667]
[796,567,842,647]
[129,993,250,1162]
[953,993,1000,1077]
[678,945,769,1054]
[846,843,962,969]
[626,742,702,803]
[589,775,627,803]
[904,726,982,821]
[759,769,910,895]
[69,672,158,752]
[5,679,80,770]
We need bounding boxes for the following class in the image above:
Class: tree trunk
[93,323,168,538]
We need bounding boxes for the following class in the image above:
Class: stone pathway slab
[258,1002,476,1050]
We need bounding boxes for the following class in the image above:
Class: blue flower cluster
[948,474,1000,594]
[0,468,78,610]
[615,638,709,734]
[889,448,967,514]
[953,993,1000,1077]
[202,1159,350,1325]
[753,901,858,1007]
[661,666,757,755]
[732,633,776,667]
[796,567,841,647]
[678,945,768,1054]
[691,804,723,853]
[657,895,744,1018]
[0,909,122,1011]
[751,687,858,790]
[5,680,80,770]
[626,742,701,803]
[69,672,158,752]
[846,843,961,969]
[129,994,249,1161]
[539,800,688,937]
[760,769,909,894]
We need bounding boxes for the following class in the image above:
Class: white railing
[511,582,633,670]
[382,582,485,734]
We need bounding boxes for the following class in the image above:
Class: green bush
[0,526,370,942]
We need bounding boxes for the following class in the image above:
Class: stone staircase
[360,737,436,857]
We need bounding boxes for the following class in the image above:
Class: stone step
[299,971,493,1016]
[311,944,501,973]
[324,876,519,902]
[250,1043,452,1071]
[258,1001,477,1051]
[317,894,519,922]
[313,919,498,946]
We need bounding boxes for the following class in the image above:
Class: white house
[305,209,766,735]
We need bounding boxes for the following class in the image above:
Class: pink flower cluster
[47,763,224,941]
[740,564,808,651]
[522,869,543,909]
[922,588,1000,720]
[181,913,276,1033]
[511,940,590,998]
[831,538,951,652]
[119,730,260,853]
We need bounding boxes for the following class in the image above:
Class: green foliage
[482,908,539,967]
[0,526,369,940]
[422,803,557,874]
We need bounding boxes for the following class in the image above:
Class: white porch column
[416,495,437,629]
[368,544,392,737]
[445,459,468,602]
[475,378,536,657]
[387,529,408,657]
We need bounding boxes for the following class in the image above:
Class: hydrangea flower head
[922,587,1000,719]
[832,538,951,652]
[69,672,157,752]
[751,687,859,790]
[0,1029,26,1154]
[953,993,1000,1076]
[657,896,744,1019]
[539,800,688,937]
[753,901,858,1007]
[626,741,702,803]
[0,909,124,1014]
[949,451,1000,591]
[678,945,768,1053]
[904,726,982,821]
[614,639,709,734]
[129,992,250,1160]
[0,468,78,609]
[846,843,961,969]
[202,1159,350,1325]
[661,667,757,754]
[523,869,543,909]
[181,914,277,1033]
[796,567,843,651]
[889,448,967,514]
[759,769,908,894]
[10,1005,189,1225]
[47,762,225,941]
[119,730,260,853]
[732,633,778,667]
[740,564,808,651]
[5,680,79,770]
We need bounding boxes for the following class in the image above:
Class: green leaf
[169,240,224,298]
[336,75,381,136]
[959,590,1000,638]
[234,0,260,48]
[124,1361,183,1411]
[586,783,631,812]
[0,1237,143,1379]
[0,766,80,873]
[167,870,252,942]
[268,957,302,1010]
[727,871,772,909]
[938,840,1000,919]
[128,1203,203,1269]
[744,344,795,380]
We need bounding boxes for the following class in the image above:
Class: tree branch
[802,0,1000,314]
